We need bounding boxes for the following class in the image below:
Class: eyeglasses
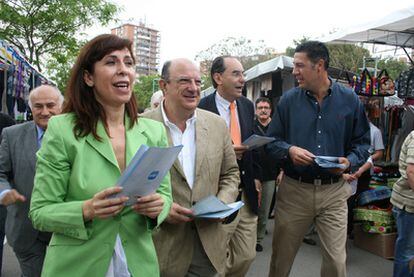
[167,77,203,87]
[230,71,245,79]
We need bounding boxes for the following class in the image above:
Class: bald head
[161,58,199,81]
[159,58,201,117]
[28,85,63,129]
[29,85,63,109]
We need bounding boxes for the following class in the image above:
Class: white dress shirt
[215,91,240,131]
[105,235,130,277]
[161,101,196,188]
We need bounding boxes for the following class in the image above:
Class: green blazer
[29,113,172,277]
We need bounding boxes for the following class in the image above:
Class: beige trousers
[222,192,257,277]
[268,176,352,277]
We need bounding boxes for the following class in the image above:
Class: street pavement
[247,219,393,276]
[2,219,393,276]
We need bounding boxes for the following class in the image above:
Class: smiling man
[199,56,262,277]
[265,41,370,277]
[0,85,63,277]
[142,58,239,277]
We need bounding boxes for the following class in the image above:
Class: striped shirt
[391,130,414,212]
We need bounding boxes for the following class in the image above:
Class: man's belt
[287,174,340,185]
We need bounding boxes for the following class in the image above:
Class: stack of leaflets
[114,144,183,205]
[314,156,346,169]
[191,195,244,219]
[242,134,275,150]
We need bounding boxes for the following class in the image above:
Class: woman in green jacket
[29,34,172,277]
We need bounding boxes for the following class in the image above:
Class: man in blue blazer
[198,56,262,277]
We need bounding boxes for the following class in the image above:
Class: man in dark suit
[0,112,15,275]
[199,56,261,277]
[0,85,63,277]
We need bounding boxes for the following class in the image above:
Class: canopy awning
[319,6,414,48]
[244,55,293,82]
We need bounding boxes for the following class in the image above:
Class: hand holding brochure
[314,156,347,169]
[191,195,244,219]
[115,144,182,205]
[242,134,275,150]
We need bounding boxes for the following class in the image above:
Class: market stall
[320,5,414,259]
[0,39,53,120]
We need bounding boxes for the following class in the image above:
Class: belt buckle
[314,179,322,186]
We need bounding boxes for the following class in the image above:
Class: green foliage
[377,58,409,80]
[0,0,119,90]
[201,75,212,91]
[285,37,310,57]
[196,37,274,61]
[327,44,370,73]
[196,36,277,89]
[133,75,160,111]
[45,40,86,93]
[285,37,371,73]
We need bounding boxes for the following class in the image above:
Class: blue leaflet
[314,156,347,169]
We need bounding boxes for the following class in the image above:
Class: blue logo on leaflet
[148,171,159,180]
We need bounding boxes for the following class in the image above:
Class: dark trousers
[14,237,48,277]
[0,206,6,276]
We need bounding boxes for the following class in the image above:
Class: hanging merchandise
[0,39,54,118]
[351,68,396,97]
[377,69,395,96]
[358,68,374,95]
[397,67,414,99]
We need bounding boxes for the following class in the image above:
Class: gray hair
[28,85,64,109]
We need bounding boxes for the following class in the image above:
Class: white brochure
[115,144,183,205]
[242,134,275,150]
[192,195,244,219]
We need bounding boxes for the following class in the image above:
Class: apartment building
[111,22,160,76]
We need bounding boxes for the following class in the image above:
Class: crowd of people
[0,34,412,277]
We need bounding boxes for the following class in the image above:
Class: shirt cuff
[0,189,11,204]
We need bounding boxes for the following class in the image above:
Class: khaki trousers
[269,176,351,277]
[257,180,276,244]
[223,192,257,277]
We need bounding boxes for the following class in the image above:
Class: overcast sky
[85,0,413,64]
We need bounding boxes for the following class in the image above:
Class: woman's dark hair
[63,34,138,140]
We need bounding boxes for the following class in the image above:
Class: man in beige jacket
[142,58,239,277]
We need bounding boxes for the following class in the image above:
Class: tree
[0,0,119,89]
[45,40,86,93]
[195,37,277,89]
[327,44,370,73]
[285,37,371,73]
[377,58,409,80]
[133,75,160,111]
[285,37,310,57]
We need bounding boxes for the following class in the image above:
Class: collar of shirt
[160,100,197,129]
[36,125,45,147]
[160,100,197,189]
[215,91,237,128]
[304,78,333,99]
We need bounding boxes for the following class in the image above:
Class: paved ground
[247,220,393,276]
[2,219,393,276]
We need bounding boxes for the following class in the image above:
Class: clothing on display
[0,39,52,118]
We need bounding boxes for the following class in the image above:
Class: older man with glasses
[143,58,239,277]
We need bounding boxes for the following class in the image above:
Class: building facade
[111,23,160,77]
